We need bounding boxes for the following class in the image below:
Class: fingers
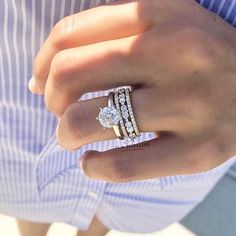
[79,133,224,182]
[56,83,203,150]
[56,88,159,150]
[32,0,152,94]
[44,34,145,117]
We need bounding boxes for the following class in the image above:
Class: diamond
[122,111,129,118]
[129,133,136,138]
[98,106,121,128]
[125,121,132,127]
[121,105,128,112]
[119,97,125,103]
[127,126,134,132]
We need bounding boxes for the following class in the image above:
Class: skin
[29,0,236,183]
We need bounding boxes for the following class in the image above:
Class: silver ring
[96,88,141,141]
[96,92,123,138]
[117,88,141,141]
[108,92,124,139]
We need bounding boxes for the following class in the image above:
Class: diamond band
[114,90,129,139]
[117,88,136,140]
[125,88,140,137]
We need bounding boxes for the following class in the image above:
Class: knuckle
[44,86,69,116]
[181,27,203,47]
[50,52,72,86]
[141,0,164,15]
[50,16,76,49]
[44,93,56,114]
[171,26,216,73]
[182,27,212,60]
[173,27,203,55]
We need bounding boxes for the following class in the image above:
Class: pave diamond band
[117,88,141,140]
[125,88,140,137]
[114,90,129,139]
[96,88,141,141]
[116,89,136,139]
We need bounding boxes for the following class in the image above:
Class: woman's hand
[30,0,236,182]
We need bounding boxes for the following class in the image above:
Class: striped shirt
[0,0,236,233]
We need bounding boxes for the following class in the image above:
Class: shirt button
[88,191,98,199]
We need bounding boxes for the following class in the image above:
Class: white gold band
[117,88,140,140]
[125,88,140,137]
[108,92,124,140]
[114,90,129,139]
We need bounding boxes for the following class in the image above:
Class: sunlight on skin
[30,0,236,182]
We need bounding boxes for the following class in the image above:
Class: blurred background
[0,214,195,236]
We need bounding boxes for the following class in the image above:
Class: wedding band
[116,88,141,140]
[108,92,124,140]
[125,88,140,137]
[114,90,129,139]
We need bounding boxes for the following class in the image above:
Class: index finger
[31,0,152,94]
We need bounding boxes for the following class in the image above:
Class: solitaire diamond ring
[96,88,141,141]
[96,92,122,129]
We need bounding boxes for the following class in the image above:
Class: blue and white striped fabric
[0,0,236,233]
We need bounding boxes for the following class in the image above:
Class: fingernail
[56,122,60,139]
[79,157,84,169]
[79,154,86,171]
[28,76,38,94]
[79,150,91,170]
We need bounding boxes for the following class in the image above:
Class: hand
[30,0,236,182]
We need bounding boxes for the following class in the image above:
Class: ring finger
[56,87,159,150]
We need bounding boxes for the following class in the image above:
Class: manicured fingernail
[28,76,38,94]
[56,122,59,139]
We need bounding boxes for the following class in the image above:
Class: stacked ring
[108,92,124,140]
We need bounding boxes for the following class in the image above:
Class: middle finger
[44,34,147,117]
[33,0,152,94]
[56,87,157,150]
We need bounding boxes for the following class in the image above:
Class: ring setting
[96,106,121,129]
[96,87,141,141]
